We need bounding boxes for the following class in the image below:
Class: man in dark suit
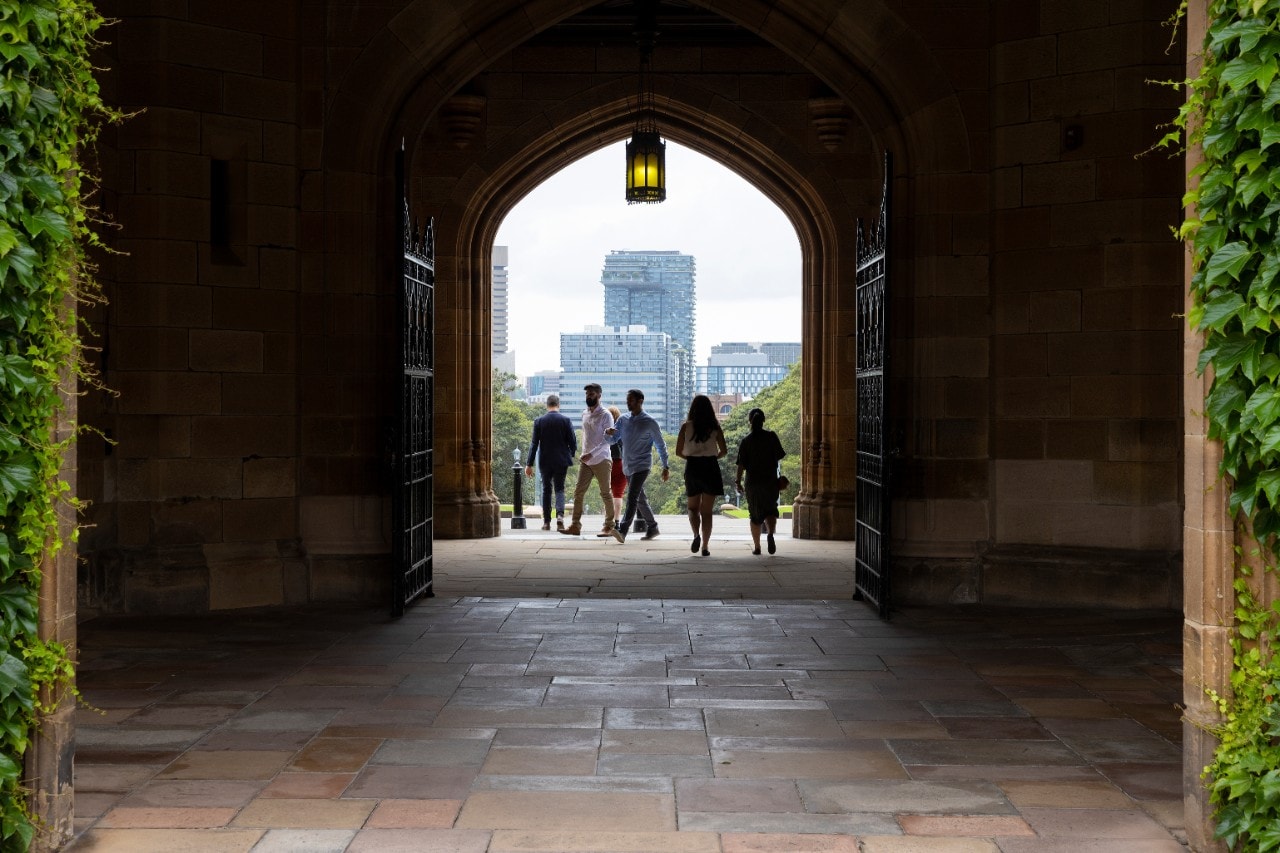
[524,394,577,531]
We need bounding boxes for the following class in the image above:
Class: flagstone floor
[63,519,1188,852]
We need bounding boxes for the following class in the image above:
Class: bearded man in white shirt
[558,382,617,536]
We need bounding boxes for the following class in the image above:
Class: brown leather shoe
[540,522,550,531]
[556,519,565,531]
[559,523,582,536]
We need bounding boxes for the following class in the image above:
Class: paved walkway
[65,518,1187,852]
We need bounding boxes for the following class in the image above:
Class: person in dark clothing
[734,407,786,555]
[525,394,577,531]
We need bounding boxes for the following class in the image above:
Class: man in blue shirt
[607,388,669,543]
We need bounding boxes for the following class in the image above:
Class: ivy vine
[1163,0,1280,849]
[0,1,115,848]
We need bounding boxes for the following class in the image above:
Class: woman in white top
[675,394,728,556]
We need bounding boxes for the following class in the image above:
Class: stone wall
[77,0,1184,616]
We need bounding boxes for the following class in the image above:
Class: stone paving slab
[66,558,1188,852]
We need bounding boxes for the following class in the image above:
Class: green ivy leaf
[0,354,37,393]
[1258,468,1280,509]
[1239,167,1275,206]
[1207,335,1262,379]
[20,207,69,241]
[1236,148,1268,173]
[0,221,17,257]
[1209,378,1250,425]
[1206,242,1254,286]
[0,453,37,499]
[20,173,62,207]
[0,652,29,701]
[0,41,39,69]
[1244,386,1280,433]
[1260,425,1280,460]
[1203,289,1248,328]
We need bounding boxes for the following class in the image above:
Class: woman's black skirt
[683,456,724,497]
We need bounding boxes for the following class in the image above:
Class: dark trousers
[540,467,567,523]
[619,468,657,533]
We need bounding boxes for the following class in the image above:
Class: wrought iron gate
[853,153,892,618]
[392,153,435,617]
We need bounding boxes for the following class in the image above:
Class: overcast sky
[494,141,802,377]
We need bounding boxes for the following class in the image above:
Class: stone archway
[37,0,1215,848]
[309,0,971,544]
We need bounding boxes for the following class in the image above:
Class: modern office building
[492,245,515,374]
[560,325,680,428]
[698,351,791,398]
[601,250,696,407]
[700,341,800,397]
[711,341,801,367]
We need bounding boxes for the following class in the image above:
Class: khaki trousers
[569,458,615,527]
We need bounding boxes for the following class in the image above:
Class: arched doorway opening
[304,0,951,552]
[489,142,804,524]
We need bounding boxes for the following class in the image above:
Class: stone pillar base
[434,492,501,539]
[792,494,857,540]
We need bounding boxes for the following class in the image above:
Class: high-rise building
[601,250,696,408]
[492,245,515,374]
[560,325,680,428]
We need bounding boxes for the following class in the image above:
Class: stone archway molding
[347,2,970,539]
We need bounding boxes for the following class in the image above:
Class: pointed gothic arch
[309,0,972,540]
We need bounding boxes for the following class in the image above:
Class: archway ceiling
[528,0,768,49]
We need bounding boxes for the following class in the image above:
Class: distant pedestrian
[607,389,669,543]
[734,407,786,555]
[525,394,577,531]
[559,383,616,536]
[675,394,727,556]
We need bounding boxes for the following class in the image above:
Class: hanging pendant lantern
[625,2,665,204]
[626,130,665,204]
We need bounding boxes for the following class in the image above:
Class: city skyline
[493,141,802,376]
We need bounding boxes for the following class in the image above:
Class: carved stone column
[432,246,500,538]
[1181,5,1229,849]
[28,336,77,851]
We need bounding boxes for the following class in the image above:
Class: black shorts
[745,484,781,524]
[683,456,724,497]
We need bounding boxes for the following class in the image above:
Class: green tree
[490,371,540,507]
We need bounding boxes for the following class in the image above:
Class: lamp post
[511,447,526,529]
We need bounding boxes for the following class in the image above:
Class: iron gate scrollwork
[854,153,891,618]
[393,152,435,618]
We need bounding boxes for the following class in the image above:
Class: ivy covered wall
[0,1,112,848]
[1174,0,1280,849]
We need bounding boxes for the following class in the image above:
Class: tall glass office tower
[601,250,696,409]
